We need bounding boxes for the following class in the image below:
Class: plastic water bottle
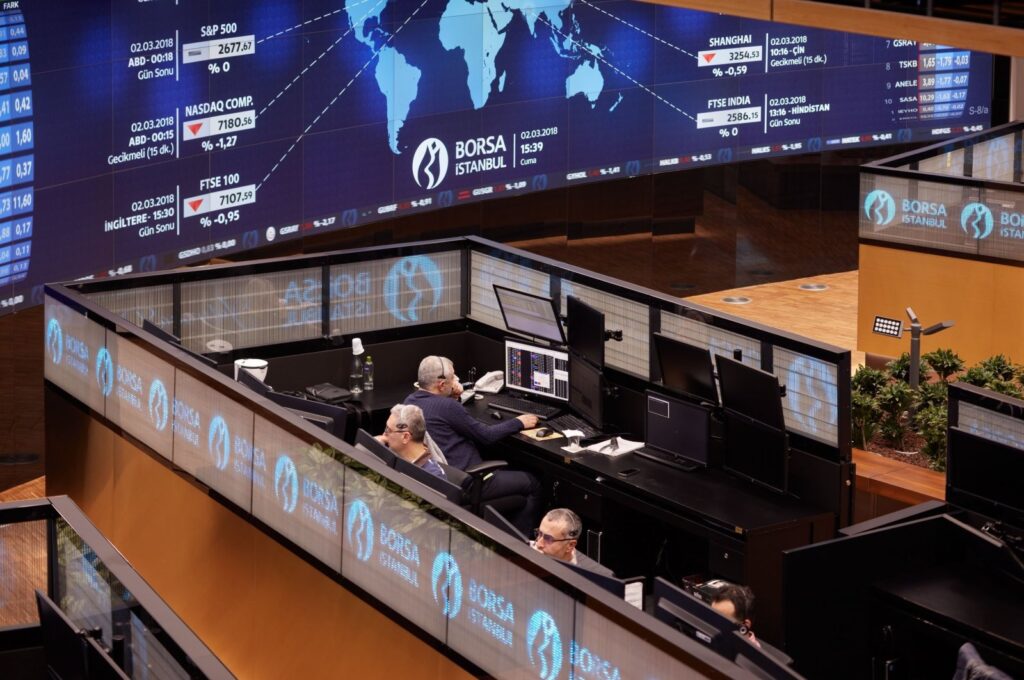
[349,338,364,395]
[363,355,374,391]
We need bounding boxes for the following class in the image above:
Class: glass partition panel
[572,601,713,680]
[88,285,174,332]
[773,347,840,446]
[340,463,452,642]
[916,148,966,177]
[180,267,322,353]
[470,251,552,332]
[43,295,108,415]
[660,311,762,369]
[54,518,194,678]
[251,416,344,571]
[446,528,576,679]
[172,369,257,511]
[105,333,176,460]
[958,402,1024,449]
[560,281,649,377]
[327,250,462,335]
[972,134,1016,182]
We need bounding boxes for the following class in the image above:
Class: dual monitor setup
[494,286,792,493]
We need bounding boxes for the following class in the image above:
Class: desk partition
[43,283,759,678]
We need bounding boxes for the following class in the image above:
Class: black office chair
[354,428,397,468]
[394,457,463,504]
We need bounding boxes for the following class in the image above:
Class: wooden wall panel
[858,244,1024,365]
[45,395,473,680]
[0,307,44,491]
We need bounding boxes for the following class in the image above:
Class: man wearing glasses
[530,508,613,575]
[405,355,541,531]
[376,404,445,479]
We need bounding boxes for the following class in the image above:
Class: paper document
[585,437,644,456]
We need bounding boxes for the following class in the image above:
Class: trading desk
[337,372,834,645]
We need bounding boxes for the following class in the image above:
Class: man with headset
[405,355,541,532]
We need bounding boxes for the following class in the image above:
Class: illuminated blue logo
[626,160,641,176]
[45,318,63,365]
[863,189,896,226]
[384,256,442,323]
[345,499,374,562]
[430,552,463,619]
[94,347,113,397]
[531,175,547,192]
[138,255,157,272]
[207,415,231,471]
[412,137,449,190]
[526,611,563,680]
[807,137,822,152]
[717,148,733,163]
[273,455,299,513]
[437,190,454,208]
[242,230,260,250]
[960,202,994,239]
[147,379,169,431]
[341,209,359,227]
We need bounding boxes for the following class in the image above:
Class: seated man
[377,404,445,479]
[530,508,612,575]
[711,584,761,648]
[405,355,541,531]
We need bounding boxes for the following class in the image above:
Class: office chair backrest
[394,457,463,504]
[355,429,397,468]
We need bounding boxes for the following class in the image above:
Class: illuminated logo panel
[147,379,169,432]
[430,552,463,620]
[384,256,443,323]
[412,138,449,190]
[45,317,62,364]
[94,347,114,397]
[526,610,563,680]
[208,415,231,471]
[273,455,299,514]
[345,498,374,562]
[960,202,994,239]
[863,189,896,226]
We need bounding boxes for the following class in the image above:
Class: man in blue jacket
[405,355,541,531]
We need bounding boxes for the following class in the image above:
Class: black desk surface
[351,387,832,537]
[874,562,1024,654]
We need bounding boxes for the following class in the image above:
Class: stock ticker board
[0,0,994,314]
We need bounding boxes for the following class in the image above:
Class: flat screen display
[567,295,604,369]
[104,334,176,461]
[43,296,108,415]
[948,427,1024,528]
[722,410,788,494]
[645,391,710,468]
[653,333,718,405]
[1,1,993,315]
[505,339,569,402]
[715,354,786,430]
[494,285,565,345]
[569,351,603,429]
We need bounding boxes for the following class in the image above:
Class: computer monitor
[562,561,627,598]
[142,319,181,345]
[948,427,1024,529]
[652,333,718,405]
[265,391,349,441]
[238,366,272,395]
[494,285,566,345]
[715,354,785,430]
[504,339,569,402]
[483,504,531,544]
[355,428,398,468]
[569,351,604,429]
[652,578,738,655]
[567,295,604,369]
[283,406,333,433]
[36,589,89,680]
[645,391,710,469]
[722,410,788,494]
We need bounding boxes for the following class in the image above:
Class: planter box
[853,447,946,524]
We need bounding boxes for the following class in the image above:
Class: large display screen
[0,0,994,315]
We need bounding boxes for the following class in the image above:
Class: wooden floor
[0,477,46,628]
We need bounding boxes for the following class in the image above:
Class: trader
[531,508,613,575]
[377,404,446,479]
[711,584,761,648]
[405,355,541,531]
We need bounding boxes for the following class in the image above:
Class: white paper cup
[234,358,269,382]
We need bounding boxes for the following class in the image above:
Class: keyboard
[547,413,599,439]
[633,447,700,473]
[487,395,562,420]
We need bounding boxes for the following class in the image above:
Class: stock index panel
[1,0,993,314]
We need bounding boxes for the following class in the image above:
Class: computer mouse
[535,427,552,437]
[490,411,503,420]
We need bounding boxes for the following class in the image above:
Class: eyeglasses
[533,528,574,544]
[384,423,409,435]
